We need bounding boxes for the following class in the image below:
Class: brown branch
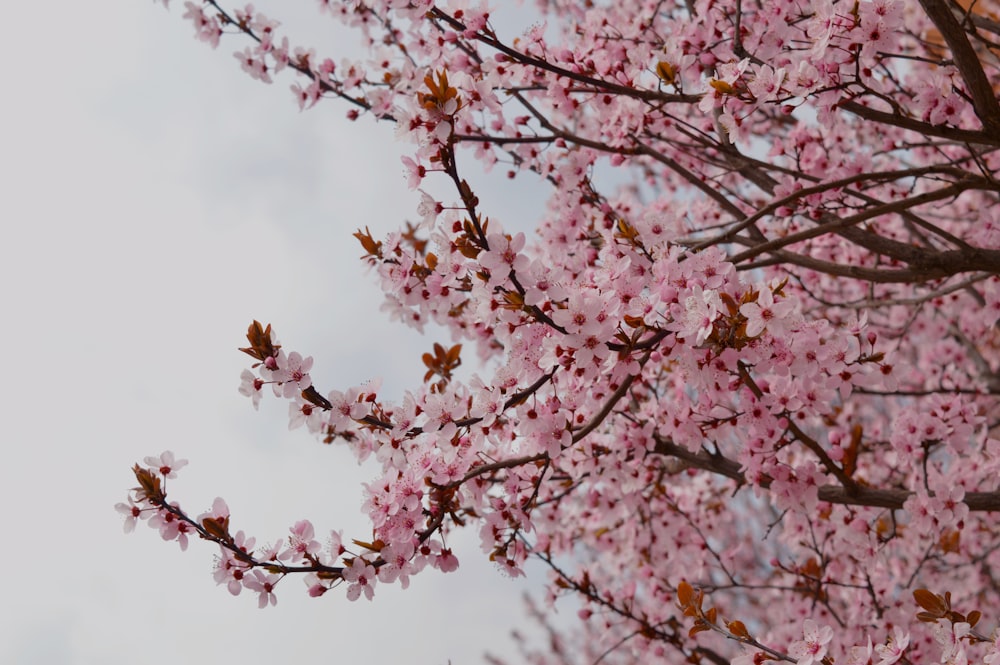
[427,8,700,105]
[917,0,1000,135]
[650,436,1000,511]
[571,345,659,443]
[449,453,547,488]
[357,368,559,434]
[840,101,1000,146]
[690,166,970,252]
[631,140,748,220]
[453,133,555,144]
[204,0,394,120]
[737,361,858,492]
[728,179,985,265]
[441,346,665,487]
[144,492,345,575]
[739,246,1000,283]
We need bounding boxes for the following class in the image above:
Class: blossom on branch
[123,1,1000,663]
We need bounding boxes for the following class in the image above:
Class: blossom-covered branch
[127,1,1000,662]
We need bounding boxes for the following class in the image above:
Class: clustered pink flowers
[126,1,1000,663]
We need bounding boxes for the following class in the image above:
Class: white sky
[1,1,559,663]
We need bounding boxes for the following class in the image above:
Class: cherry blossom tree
[122,1,1000,663]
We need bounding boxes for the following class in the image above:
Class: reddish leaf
[677,580,694,608]
[353,226,383,259]
[913,588,948,621]
[727,620,750,639]
[239,320,280,362]
[656,61,676,85]
[201,516,231,541]
[132,465,164,503]
[689,619,711,637]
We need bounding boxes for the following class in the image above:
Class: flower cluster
[129,1,1000,663]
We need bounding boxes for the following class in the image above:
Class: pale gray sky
[1,1,557,663]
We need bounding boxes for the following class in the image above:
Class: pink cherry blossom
[243,570,279,608]
[182,2,221,48]
[341,557,377,601]
[874,626,909,665]
[114,497,146,534]
[789,620,834,665]
[678,284,721,345]
[238,369,264,409]
[479,232,529,286]
[931,621,970,665]
[740,285,795,338]
[147,504,191,551]
[984,635,1000,665]
[846,637,874,665]
[142,450,188,479]
[400,156,425,189]
[286,519,321,561]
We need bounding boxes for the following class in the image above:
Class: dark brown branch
[737,361,858,492]
[728,179,987,265]
[917,0,1000,135]
[357,368,559,434]
[204,0,394,120]
[631,140,748,220]
[840,100,1000,146]
[691,166,970,252]
[739,245,1000,282]
[650,436,1000,511]
[450,453,547,488]
[427,8,700,105]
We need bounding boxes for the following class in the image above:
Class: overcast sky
[1,1,559,663]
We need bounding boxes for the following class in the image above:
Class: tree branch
[650,436,1000,511]
[917,0,1000,135]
